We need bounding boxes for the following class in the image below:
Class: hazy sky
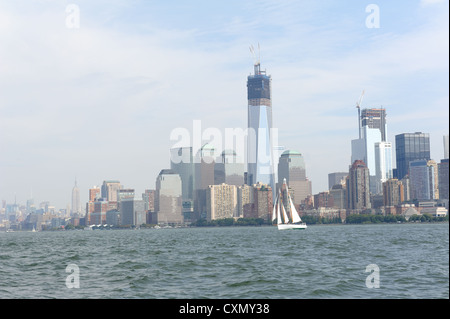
[0,0,448,209]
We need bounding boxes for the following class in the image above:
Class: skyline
[0,0,448,209]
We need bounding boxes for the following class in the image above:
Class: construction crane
[356,90,365,139]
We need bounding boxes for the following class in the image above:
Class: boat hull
[277,223,307,230]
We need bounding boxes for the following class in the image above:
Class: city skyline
[0,1,448,209]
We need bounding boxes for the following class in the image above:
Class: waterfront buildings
[395,132,431,180]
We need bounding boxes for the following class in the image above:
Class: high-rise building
[71,179,81,215]
[194,144,216,219]
[142,189,155,212]
[277,150,312,205]
[214,150,245,186]
[382,178,404,207]
[329,184,346,209]
[346,160,371,210]
[246,61,275,196]
[155,169,183,225]
[120,198,146,227]
[409,159,438,201]
[351,108,390,194]
[438,159,449,200]
[328,172,348,190]
[375,141,393,194]
[170,146,195,201]
[444,135,449,159]
[89,186,100,202]
[206,183,238,221]
[101,180,121,209]
[395,132,431,180]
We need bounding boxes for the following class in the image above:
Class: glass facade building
[277,150,312,205]
[395,132,430,180]
[246,62,275,198]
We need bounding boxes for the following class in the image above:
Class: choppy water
[0,223,448,299]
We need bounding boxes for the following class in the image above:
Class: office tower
[170,146,195,201]
[375,142,393,194]
[90,199,108,225]
[120,198,146,227]
[101,180,121,210]
[438,159,449,200]
[249,182,273,220]
[277,150,312,205]
[194,144,216,219]
[351,107,390,194]
[409,160,438,201]
[329,184,346,209]
[214,150,245,186]
[444,135,449,159]
[395,132,431,180]
[142,189,155,211]
[382,178,404,207]
[328,172,348,190]
[155,169,183,225]
[206,184,238,221]
[346,160,371,210]
[360,108,387,141]
[314,191,333,208]
[117,189,135,211]
[246,61,275,196]
[71,179,81,215]
[237,184,253,217]
[89,186,100,202]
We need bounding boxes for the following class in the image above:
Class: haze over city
[0,0,448,209]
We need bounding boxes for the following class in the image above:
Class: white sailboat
[272,179,307,230]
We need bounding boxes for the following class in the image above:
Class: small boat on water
[272,179,307,230]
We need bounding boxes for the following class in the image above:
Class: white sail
[277,195,282,225]
[272,193,278,222]
[289,196,302,223]
[281,199,289,224]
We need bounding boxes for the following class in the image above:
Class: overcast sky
[0,0,448,209]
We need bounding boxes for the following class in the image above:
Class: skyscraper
[206,183,238,221]
[246,61,275,197]
[277,150,312,205]
[443,135,449,159]
[438,159,449,200]
[351,107,391,194]
[71,179,81,215]
[346,160,371,210]
[395,132,431,180]
[155,169,183,225]
[214,150,245,186]
[375,141,393,194]
[409,159,438,201]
